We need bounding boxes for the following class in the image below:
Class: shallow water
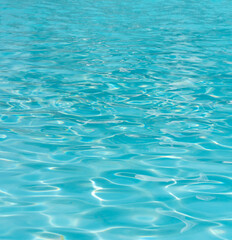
[0,0,232,239]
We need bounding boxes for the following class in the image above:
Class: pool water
[0,0,232,239]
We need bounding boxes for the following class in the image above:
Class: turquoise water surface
[1,0,232,239]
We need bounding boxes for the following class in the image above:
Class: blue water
[0,0,232,239]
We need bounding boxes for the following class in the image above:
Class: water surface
[0,0,232,239]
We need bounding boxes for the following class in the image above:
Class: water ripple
[1,0,232,239]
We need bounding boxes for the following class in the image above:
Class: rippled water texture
[0,0,232,239]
